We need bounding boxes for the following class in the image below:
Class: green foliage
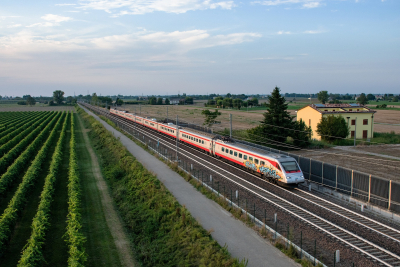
[66,113,87,266]
[26,96,36,106]
[165,98,170,105]
[249,87,293,145]
[316,115,349,143]
[292,119,312,147]
[149,97,157,105]
[77,107,246,267]
[0,112,55,176]
[17,101,26,105]
[367,94,376,101]
[18,112,69,266]
[317,91,328,104]
[372,131,400,144]
[116,98,124,106]
[356,93,368,105]
[376,104,387,108]
[53,90,65,105]
[0,112,65,255]
[201,109,222,127]
[157,97,163,105]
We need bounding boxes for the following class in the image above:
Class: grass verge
[77,106,247,267]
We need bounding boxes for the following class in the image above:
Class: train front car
[276,157,305,187]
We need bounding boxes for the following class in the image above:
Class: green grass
[371,132,400,144]
[75,113,123,267]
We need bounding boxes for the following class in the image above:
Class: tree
[53,90,65,105]
[292,119,312,147]
[116,98,124,106]
[217,100,223,107]
[201,109,221,127]
[165,98,170,105]
[26,96,36,106]
[393,96,399,102]
[233,99,243,110]
[149,97,157,105]
[185,97,194,104]
[248,87,293,144]
[317,91,329,104]
[316,115,349,143]
[367,94,376,101]
[157,97,163,105]
[357,93,368,105]
[222,98,233,108]
[251,97,259,106]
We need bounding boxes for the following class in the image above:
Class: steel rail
[83,104,400,266]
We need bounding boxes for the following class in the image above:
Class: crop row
[0,112,47,145]
[0,112,37,130]
[0,112,30,126]
[0,112,55,175]
[66,113,87,266]
[0,112,40,138]
[17,112,70,266]
[0,112,62,195]
[0,112,66,256]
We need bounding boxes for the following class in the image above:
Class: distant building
[170,98,182,104]
[296,104,376,140]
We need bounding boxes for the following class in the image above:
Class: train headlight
[286,176,291,179]
[301,175,304,178]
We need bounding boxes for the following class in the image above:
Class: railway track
[82,103,400,266]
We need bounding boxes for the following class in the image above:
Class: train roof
[179,127,216,139]
[215,138,295,162]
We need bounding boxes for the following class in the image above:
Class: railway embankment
[78,105,302,267]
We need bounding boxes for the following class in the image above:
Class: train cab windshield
[280,161,300,173]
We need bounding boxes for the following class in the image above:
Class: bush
[17,101,26,105]
[316,115,349,143]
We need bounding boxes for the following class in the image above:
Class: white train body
[110,108,305,187]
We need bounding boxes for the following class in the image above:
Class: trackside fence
[83,103,400,213]
[236,139,400,213]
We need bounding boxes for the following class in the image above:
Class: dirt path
[76,114,136,267]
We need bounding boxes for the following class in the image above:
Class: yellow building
[296,104,376,140]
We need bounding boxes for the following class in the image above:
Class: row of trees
[206,97,258,109]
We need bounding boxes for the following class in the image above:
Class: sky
[0,0,399,97]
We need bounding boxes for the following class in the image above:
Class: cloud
[55,3,77,6]
[25,14,73,27]
[7,24,22,28]
[252,0,322,8]
[277,31,292,34]
[78,0,236,16]
[91,30,261,51]
[41,14,72,23]
[303,30,325,34]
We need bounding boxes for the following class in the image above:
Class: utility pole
[167,106,168,123]
[354,117,357,146]
[139,104,141,115]
[176,115,179,161]
[230,114,232,138]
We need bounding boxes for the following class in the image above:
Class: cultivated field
[0,104,75,112]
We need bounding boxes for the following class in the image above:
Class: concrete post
[210,175,212,182]
[336,250,340,263]
[274,213,277,223]
[236,190,238,199]
[389,180,392,210]
[229,114,232,138]
[368,175,371,203]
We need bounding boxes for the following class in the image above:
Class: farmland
[0,109,245,266]
[0,110,121,266]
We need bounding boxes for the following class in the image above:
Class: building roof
[297,103,376,114]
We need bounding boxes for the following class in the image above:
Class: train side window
[226,149,229,153]
[222,147,225,152]
[202,140,204,144]
[255,159,259,164]
[196,138,199,142]
[230,150,233,155]
[239,153,242,158]
[244,155,247,160]
[261,161,265,166]
[276,164,281,171]
[249,157,253,162]
[234,152,237,157]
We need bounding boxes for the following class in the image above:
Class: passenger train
[110,108,305,187]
